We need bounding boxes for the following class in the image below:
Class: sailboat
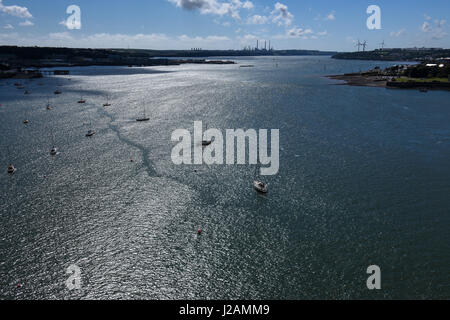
[103,95,111,107]
[78,88,86,104]
[253,165,268,194]
[86,112,96,137]
[136,103,150,122]
[46,96,52,110]
[7,147,16,174]
[23,110,29,124]
[202,123,212,146]
[50,129,58,155]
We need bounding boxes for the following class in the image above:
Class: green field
[396,77,449,83]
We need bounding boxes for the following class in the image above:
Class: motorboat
[7,164,16,174]
[253,181,268,194]
[86,129,96,137]
[253,165,268,193]
[202,124,212,146]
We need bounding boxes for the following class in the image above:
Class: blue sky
[1,0,449,51]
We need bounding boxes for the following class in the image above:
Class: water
[1,56,449,300]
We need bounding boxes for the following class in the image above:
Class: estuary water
[1,56,449,299]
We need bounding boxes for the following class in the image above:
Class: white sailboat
[78,88,86,104]
[7,147,16,174]
[136,102,150,122]
[23,110,29,124]
[50,130,58,155]
[86,111,96,137]
[103,95,111,107]
[46,96,52,110]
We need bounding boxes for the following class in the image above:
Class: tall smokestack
[265,41,267,50]
[257,40,259,50]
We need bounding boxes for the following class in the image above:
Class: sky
[0,0,449,51]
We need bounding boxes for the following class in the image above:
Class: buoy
[130,159,134,163]
[17,283,22,288]
[197,229,202,235]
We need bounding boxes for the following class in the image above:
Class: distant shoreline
[0,45,337,71]
[327,73,450,91]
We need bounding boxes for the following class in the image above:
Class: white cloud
[247,14,268,25]
[325,11,335,21]
[168,0,253,20]
[421,17,448,40]
[3,23,14,29]
[0,32,237,50]
[422,21,432,32]
[271,2,294,27]
[0,0,32,18]
[19,20,34,27]
[284,27,327,40]
[242,1,253,10]
[435,19,446,28]
[390,29,405,37]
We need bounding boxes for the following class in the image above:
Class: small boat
[46,96,52,110]
[86,129,96,137]
[86,112,96,137]
[202,124,212,146]
[54,90,62,95]
[136,103,150,122]
[103,95,111,107]
[7,164,16,174]
[17,85,25,90]
[420,88,428,93]
[253,166,268,194]
[24,90,30,95]
[50,130,58,155]
[254,181,268,193]
[23,110,29,124]
[78,88,86,103]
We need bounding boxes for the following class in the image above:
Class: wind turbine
[355,40,362,52]
[379,40,385,50]
[362,40,367,52]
